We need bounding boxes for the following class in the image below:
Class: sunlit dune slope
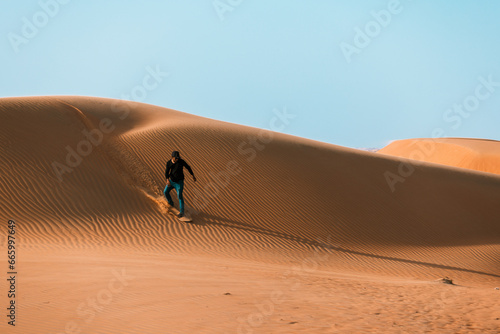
[378,138,500,175]
[1,96,499,283]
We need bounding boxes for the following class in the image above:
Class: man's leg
[176,180,185,215]
[163,183,175,206]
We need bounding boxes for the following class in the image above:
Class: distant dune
[356,147,380,153]
[1,96,499,333]
[379,138,500,175]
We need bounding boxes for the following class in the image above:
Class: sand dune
[1,96,499,333]
[378,138,500,175]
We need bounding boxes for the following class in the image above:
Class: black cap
[171,151,180,158]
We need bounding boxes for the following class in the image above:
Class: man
[164,151,196,218]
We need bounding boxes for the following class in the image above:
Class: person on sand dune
[164,151,196,218]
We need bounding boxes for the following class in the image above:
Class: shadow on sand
[185,211,500,280]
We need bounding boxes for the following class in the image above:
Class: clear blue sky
[1,0,500,149]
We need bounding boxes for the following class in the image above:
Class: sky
[1,0,500,149]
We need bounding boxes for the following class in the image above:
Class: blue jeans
[164,179,185,214]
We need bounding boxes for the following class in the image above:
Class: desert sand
[0,96,499,333]
[379,138,500,175]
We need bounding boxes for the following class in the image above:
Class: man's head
[171,151,180,162]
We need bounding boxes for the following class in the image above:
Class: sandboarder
[164,151,196,218]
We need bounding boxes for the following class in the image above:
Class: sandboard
[166,205,193,222]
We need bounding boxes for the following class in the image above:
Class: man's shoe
[177,213,184,218]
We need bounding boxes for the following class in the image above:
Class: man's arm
[183,160,196,182]
[165,161,172,181]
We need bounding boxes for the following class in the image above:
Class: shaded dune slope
[1,96,499,283]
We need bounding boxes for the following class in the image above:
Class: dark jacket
[165,158,194,182]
